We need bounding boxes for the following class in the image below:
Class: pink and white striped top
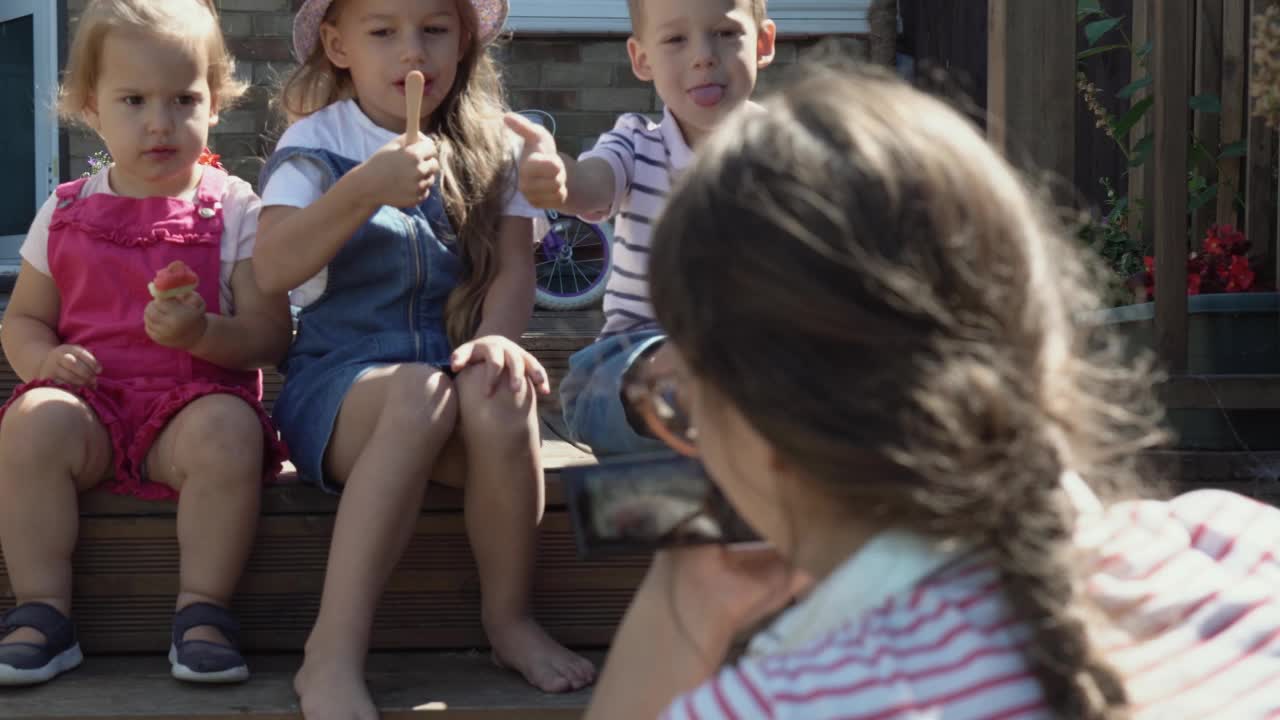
[664,490,1280,719]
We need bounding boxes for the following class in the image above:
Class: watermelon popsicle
[148,261,199,300]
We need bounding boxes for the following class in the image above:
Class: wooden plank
[526,310,602,335]
[1247,0,1280,290]
[1248,118,1278,283]
[985,0,1075,187]
[1157,374,1280,409]
[1130,0,1156,252]
[1152,1,1193,374]
[1141,449,1280,503]
[1194,0,1225,241]
[868,0,898,65]
[0,512,645,652]
[1218,0,1250,227]
[1144,449,1280,482]
[2,652,600,719]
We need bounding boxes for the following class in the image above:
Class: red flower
[197,148,223,169]
[1202,232,1226,256]
[1138,224,1263,300]
[1227,255,1256,292]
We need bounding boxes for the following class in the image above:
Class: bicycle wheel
[534,215,612,311]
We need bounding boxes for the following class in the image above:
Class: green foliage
[1080,177,1146,279]
[1085,17,1124,46]
[1189,94,1223,113]
[1073,0,1244,296]
[1115,75,1151,99]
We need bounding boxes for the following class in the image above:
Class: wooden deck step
[0,431,642,654]
[1,651,600,719]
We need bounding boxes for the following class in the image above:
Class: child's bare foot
[488,617,596,693]
[294,655,378,720]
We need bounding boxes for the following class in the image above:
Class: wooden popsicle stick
[404,70,424,145]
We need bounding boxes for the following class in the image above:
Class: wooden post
[986,0,1075,188]
[1153,1,1191,374]
[868,0,899,66]
[1250,120,1279,286]
[1218,0,1249,227]
[1131,0,1156,252]
[1194,0,1224,241]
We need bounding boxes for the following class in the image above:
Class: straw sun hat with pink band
[291,0,509,62]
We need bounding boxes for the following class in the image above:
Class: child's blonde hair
[627,0,768,36]
[277,0,513,346]
[59,0,246,124]
[652,63,1169,718]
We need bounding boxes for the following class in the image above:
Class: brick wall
[63,1,865,185]
[497,36,866,154]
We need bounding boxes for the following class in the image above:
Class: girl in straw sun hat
[255,0,596,717]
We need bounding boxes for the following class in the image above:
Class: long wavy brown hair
[277,0,513,345]
[651,63,1171,719]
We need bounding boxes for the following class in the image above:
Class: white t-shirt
[21,168,258,314]
[260,99,539,308]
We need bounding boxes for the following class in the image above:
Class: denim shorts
[559,329,666,457]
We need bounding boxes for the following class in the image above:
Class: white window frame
[0,0,59,263]
[507,0,869,36]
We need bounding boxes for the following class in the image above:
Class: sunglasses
[623,364,698,457]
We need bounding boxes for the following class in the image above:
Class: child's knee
[173,394,263,474]
[454,365,533,440]
[379,364,458,442]
[0,390,99,470]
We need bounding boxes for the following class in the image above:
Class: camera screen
[562,453,759,557]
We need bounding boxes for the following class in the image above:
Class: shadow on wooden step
[3,511,647,653]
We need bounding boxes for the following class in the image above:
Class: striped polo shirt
[579,107,696,339]
[663,489,1280,719]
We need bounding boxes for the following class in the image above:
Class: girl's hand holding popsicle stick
[350,71,438,210]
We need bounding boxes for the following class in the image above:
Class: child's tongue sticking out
[689,84,726,108]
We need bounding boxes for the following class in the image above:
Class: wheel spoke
[552,256,568,293]
[571,260,593,289]
[569,222,597,250]
[579,258,602,281]
[555,254,570,294]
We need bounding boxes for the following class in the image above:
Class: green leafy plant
[1074,0,1247,292]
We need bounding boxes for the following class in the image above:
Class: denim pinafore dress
[260,147,461,491]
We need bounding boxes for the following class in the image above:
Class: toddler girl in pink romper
[0,0,289,689]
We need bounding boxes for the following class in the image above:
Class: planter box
[1096,292,1280,450]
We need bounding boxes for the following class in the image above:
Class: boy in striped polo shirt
[508,0,777,454]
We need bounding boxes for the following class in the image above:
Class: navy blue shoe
[0,603,83,686]
[169,602,249,684]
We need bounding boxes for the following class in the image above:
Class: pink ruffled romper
[0,167,287,500]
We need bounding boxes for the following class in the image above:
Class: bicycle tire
[534,215,613,311]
